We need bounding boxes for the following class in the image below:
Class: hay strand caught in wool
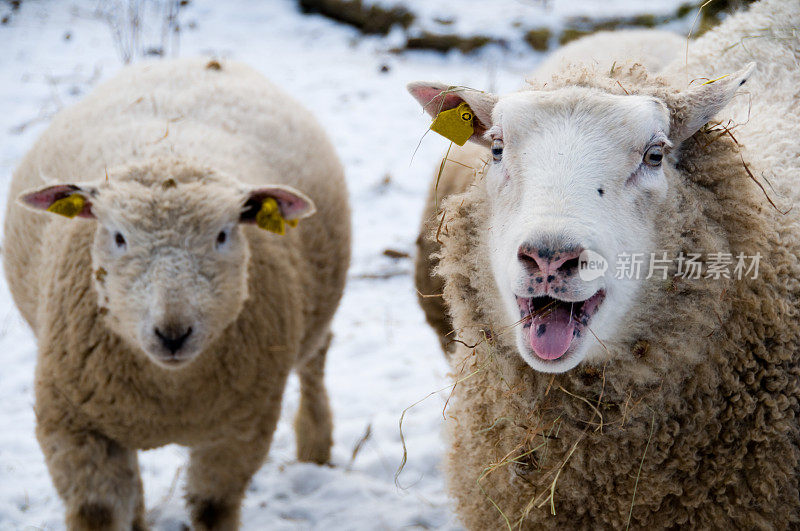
[435,206,447,245]
[477,416,514,434]
[478,476,514,531]
[415,289,444,299]
[515,369,607,524]
[443,350,478,420]
[434,142,454,206]
[535,430,586,516]
[558,386,604,430]
[395,346,498,488]
[625,408,657,531]
[683,0,715,84]
[433,148,488,210]
[478,443,549,531]
[739,153,792,215]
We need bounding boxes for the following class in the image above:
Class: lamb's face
[484,89,671,373]
[20,166,315,369]
[408,63,753,373]
[88,179,250,368]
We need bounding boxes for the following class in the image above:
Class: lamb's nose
[518,244,584,281]
[155,326,193,354]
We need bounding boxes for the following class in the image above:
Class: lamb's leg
[132,467,147,531]
[294,331,334,464]
[185,437,272,531]
[36,425,144,531]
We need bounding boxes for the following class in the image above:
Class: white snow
[0,1,689,529]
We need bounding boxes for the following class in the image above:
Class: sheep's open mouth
[517,290,605,362]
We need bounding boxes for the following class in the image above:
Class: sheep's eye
[114,232,126,248]
[643,145,664,167]
[216,230,228,247]
[491,139,504,162]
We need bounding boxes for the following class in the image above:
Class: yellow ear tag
[255,197,298,235]
[47,194,85,218]
[430,102,474,146]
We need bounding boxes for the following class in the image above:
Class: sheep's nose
[155,326,193,354]
[518,244,583,282]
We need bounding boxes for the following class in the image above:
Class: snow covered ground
[368,0,692,52]
[0,1,689,529]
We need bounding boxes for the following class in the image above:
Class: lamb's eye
[216,230,228,247]
[643,145,664,167]
[491,139,504,162]
[114,232,126,248]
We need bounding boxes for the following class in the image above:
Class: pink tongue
[529,305,575,360]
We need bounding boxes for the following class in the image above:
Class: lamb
[414,29,683,355]
[3,57,351,530]
[408,1,800,528]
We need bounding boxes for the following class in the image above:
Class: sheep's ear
[18,183,97,219]
[407,81,497,146]
[240,185,316,234]
[667,63,756,145]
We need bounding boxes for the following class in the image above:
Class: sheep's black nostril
[518,251,540,271]
[155,326,193,354]
[561,257,580,275]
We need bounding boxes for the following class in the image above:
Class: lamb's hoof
[71,502,114,530]
[188,497,237,531]
[296,445,332,465]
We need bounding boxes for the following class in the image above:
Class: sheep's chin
[146,352,200,370]
[137,345,202,370]
[515,340,586,374]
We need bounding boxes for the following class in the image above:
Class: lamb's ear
[240,185,316,235]
[18,183,97,219]
[407,81,497,146]
[667,63,756,145]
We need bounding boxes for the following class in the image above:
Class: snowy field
[0,1,689,529]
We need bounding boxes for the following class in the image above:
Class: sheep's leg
[185,437,272,531]
[294,331,334,464]
[36,425,143,531]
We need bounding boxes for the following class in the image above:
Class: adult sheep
[414,29,683,355]
[4,58,350,530]
[532,29,684,82]
[408,0,800,528]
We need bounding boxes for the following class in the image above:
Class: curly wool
[414,142,489,355]
[430,3,800,528]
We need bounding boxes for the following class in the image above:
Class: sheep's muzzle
[517,290,605,361]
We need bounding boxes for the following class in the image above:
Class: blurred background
[0,1,748,529]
